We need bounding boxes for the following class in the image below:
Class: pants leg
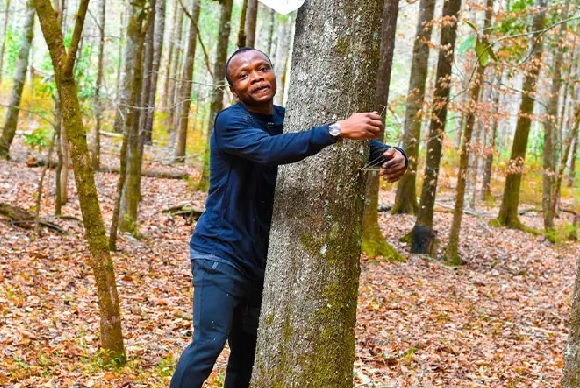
[223,280,263,388]
[170,260,245,388]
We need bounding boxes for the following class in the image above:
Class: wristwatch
[328,122,341,140]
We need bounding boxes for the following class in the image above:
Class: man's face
[228,50,277,108]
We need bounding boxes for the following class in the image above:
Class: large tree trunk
[33,0,125,364]
[197,0,233,192]
[391,0,435,215]
[90,0,105,170]
[0,0,34,160]
[361,0,402,261]
[562,217,580,385]
[496,0,547,229]
[411,0,463,254]
[542,0,568,238]
[251,1,383,386]
[174,0,201,163]
[0,0,12,86]
[246,0,257,47]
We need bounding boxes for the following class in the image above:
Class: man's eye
[260,66,270,72]
[240,73,248,79]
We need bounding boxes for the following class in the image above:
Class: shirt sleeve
[368,140,408,168]
[214,110,337,165]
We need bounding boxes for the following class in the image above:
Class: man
[170,48,407,388]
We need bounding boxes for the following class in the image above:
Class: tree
[197,0,233,191]
[33,0,125,364]
[361,0,403,261]
[0,0,11,86]
[411,0,463,254]
[90,0,105,170]
[445,0,494,265]
[496,0,547,229]
[174,0,201,163]
[246,0,257,47]
[251,0,383,386]
[542,0,569,238]
[273,16,291,106]
[391,0,435,215]
[0,0,34,160]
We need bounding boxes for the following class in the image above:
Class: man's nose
[250,71,264,83]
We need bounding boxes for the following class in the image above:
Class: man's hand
[337,112,384,140]
[380,148,406,183]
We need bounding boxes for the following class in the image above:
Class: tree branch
[63,0,90,76]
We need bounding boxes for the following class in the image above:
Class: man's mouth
[253,85,270,94]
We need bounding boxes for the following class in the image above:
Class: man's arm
[216,111,384,165]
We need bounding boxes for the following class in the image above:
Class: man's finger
[368,112,382,121]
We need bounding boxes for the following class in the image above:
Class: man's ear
[229,85,238,99]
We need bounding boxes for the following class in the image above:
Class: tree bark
[496,0,547,229]
[197,0,233,191]
[411,0,463,254]
[482,70,501,200]
[361,0,402,261]
[0,0,34,160]
[90,0,105,170]
[33,0,125,364]
[237,0,248,48]
[569,132,578,187]
[542,0,568,237]
[246,0,257,47]
[0,0,11,86]
[119,0,147,235]
[174,0,201,162]
[273,16,291,106]
[251,1,383,386]
[391,0,435,215]
[167,3,185,133]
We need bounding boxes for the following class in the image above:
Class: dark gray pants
[170,255,262,388]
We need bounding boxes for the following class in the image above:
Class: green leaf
[475,37,497,67]
[458,36,476,55]
[465,21,477,31]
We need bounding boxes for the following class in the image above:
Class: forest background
[0,0,579,386]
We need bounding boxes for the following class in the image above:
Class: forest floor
[0,137,579,387]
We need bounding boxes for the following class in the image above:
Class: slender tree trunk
[542,0,568,238]
[33,0,125,364]
[496,0,547,229]
[237,0,248,48]
[246,0,257,47]
[90,0,105,170]
[167,4,185,132]
[361,0,402,261]
[482,70,501,200]
[197,0,233,192]
[160,0,177,111]
[140,0,155,146]
[391,0,435,214]
[267,8,275,57]
[113,4,130,133]
[569,133,578,187]
[119,0,147,235]
[0,0,11,86]
[174,0,201,162]
[273,17,291,106]
[252,0,383,385]
[0,0,34,160]
[411,0,463,254]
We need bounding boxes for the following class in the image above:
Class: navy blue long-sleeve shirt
[190,103,406,280]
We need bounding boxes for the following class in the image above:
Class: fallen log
[163,202,204,225]
[98,166,191,179]
[0,203,63,233]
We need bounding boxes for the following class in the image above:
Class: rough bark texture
[563,236,580,385]
[251,1,383,386]
[237,0,248,48]
[0,0,34,160]
[569,133,578,187]
[496,0,547,229]
[0,0,12,86]
[361,0,402,261]
[411,0,462,254]
[391,0,435,215]
[542,0,568,236]
[90,0,105,170]
[482,71,501,200]
[33,0,125,363]
[197,0,233,192]
[246,0,257,47]
[174,0,201,162]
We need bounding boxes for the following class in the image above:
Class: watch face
[329,123,341,136]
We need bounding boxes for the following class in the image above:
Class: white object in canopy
[257,0,305,15]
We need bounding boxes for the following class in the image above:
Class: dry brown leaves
[0,140,578,387]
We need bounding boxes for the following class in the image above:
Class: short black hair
[225,47,272,85]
